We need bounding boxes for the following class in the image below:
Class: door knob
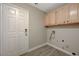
[25,29,27,32]
[25,29,27,36]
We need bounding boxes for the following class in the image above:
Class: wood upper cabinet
[44,3,79,27]
[56,5,69,25]
[44,11,56,26]
[56,7,63,25]
[44,13,50,26]
[77,4,79,22]
[54,3,79,25]
[49,11,56,26]
[62,4,70,24]
[68,4,78,23]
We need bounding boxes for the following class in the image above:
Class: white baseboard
[28,43,47,52]
[27,42,73,56]
[47,43,73,56]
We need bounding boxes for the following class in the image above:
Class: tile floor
[21,45,69,56]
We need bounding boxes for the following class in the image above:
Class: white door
[1,4,29,56]
[2,4,18,56]
[17,8,29,55]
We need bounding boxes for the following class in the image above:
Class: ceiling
[28,3,65,12]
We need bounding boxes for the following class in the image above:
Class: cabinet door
[56,7,64,25]
[69,4,78,23]
[49,11,56,25]
[62,4,70,24]
[44,13,50,26]
[77,4,79,22]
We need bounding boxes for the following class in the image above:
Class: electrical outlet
[62,40,64,42]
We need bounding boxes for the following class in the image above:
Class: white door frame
[1,3,29,56]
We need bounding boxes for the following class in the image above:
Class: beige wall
[15,3,47,49]
[47,25,79,55]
